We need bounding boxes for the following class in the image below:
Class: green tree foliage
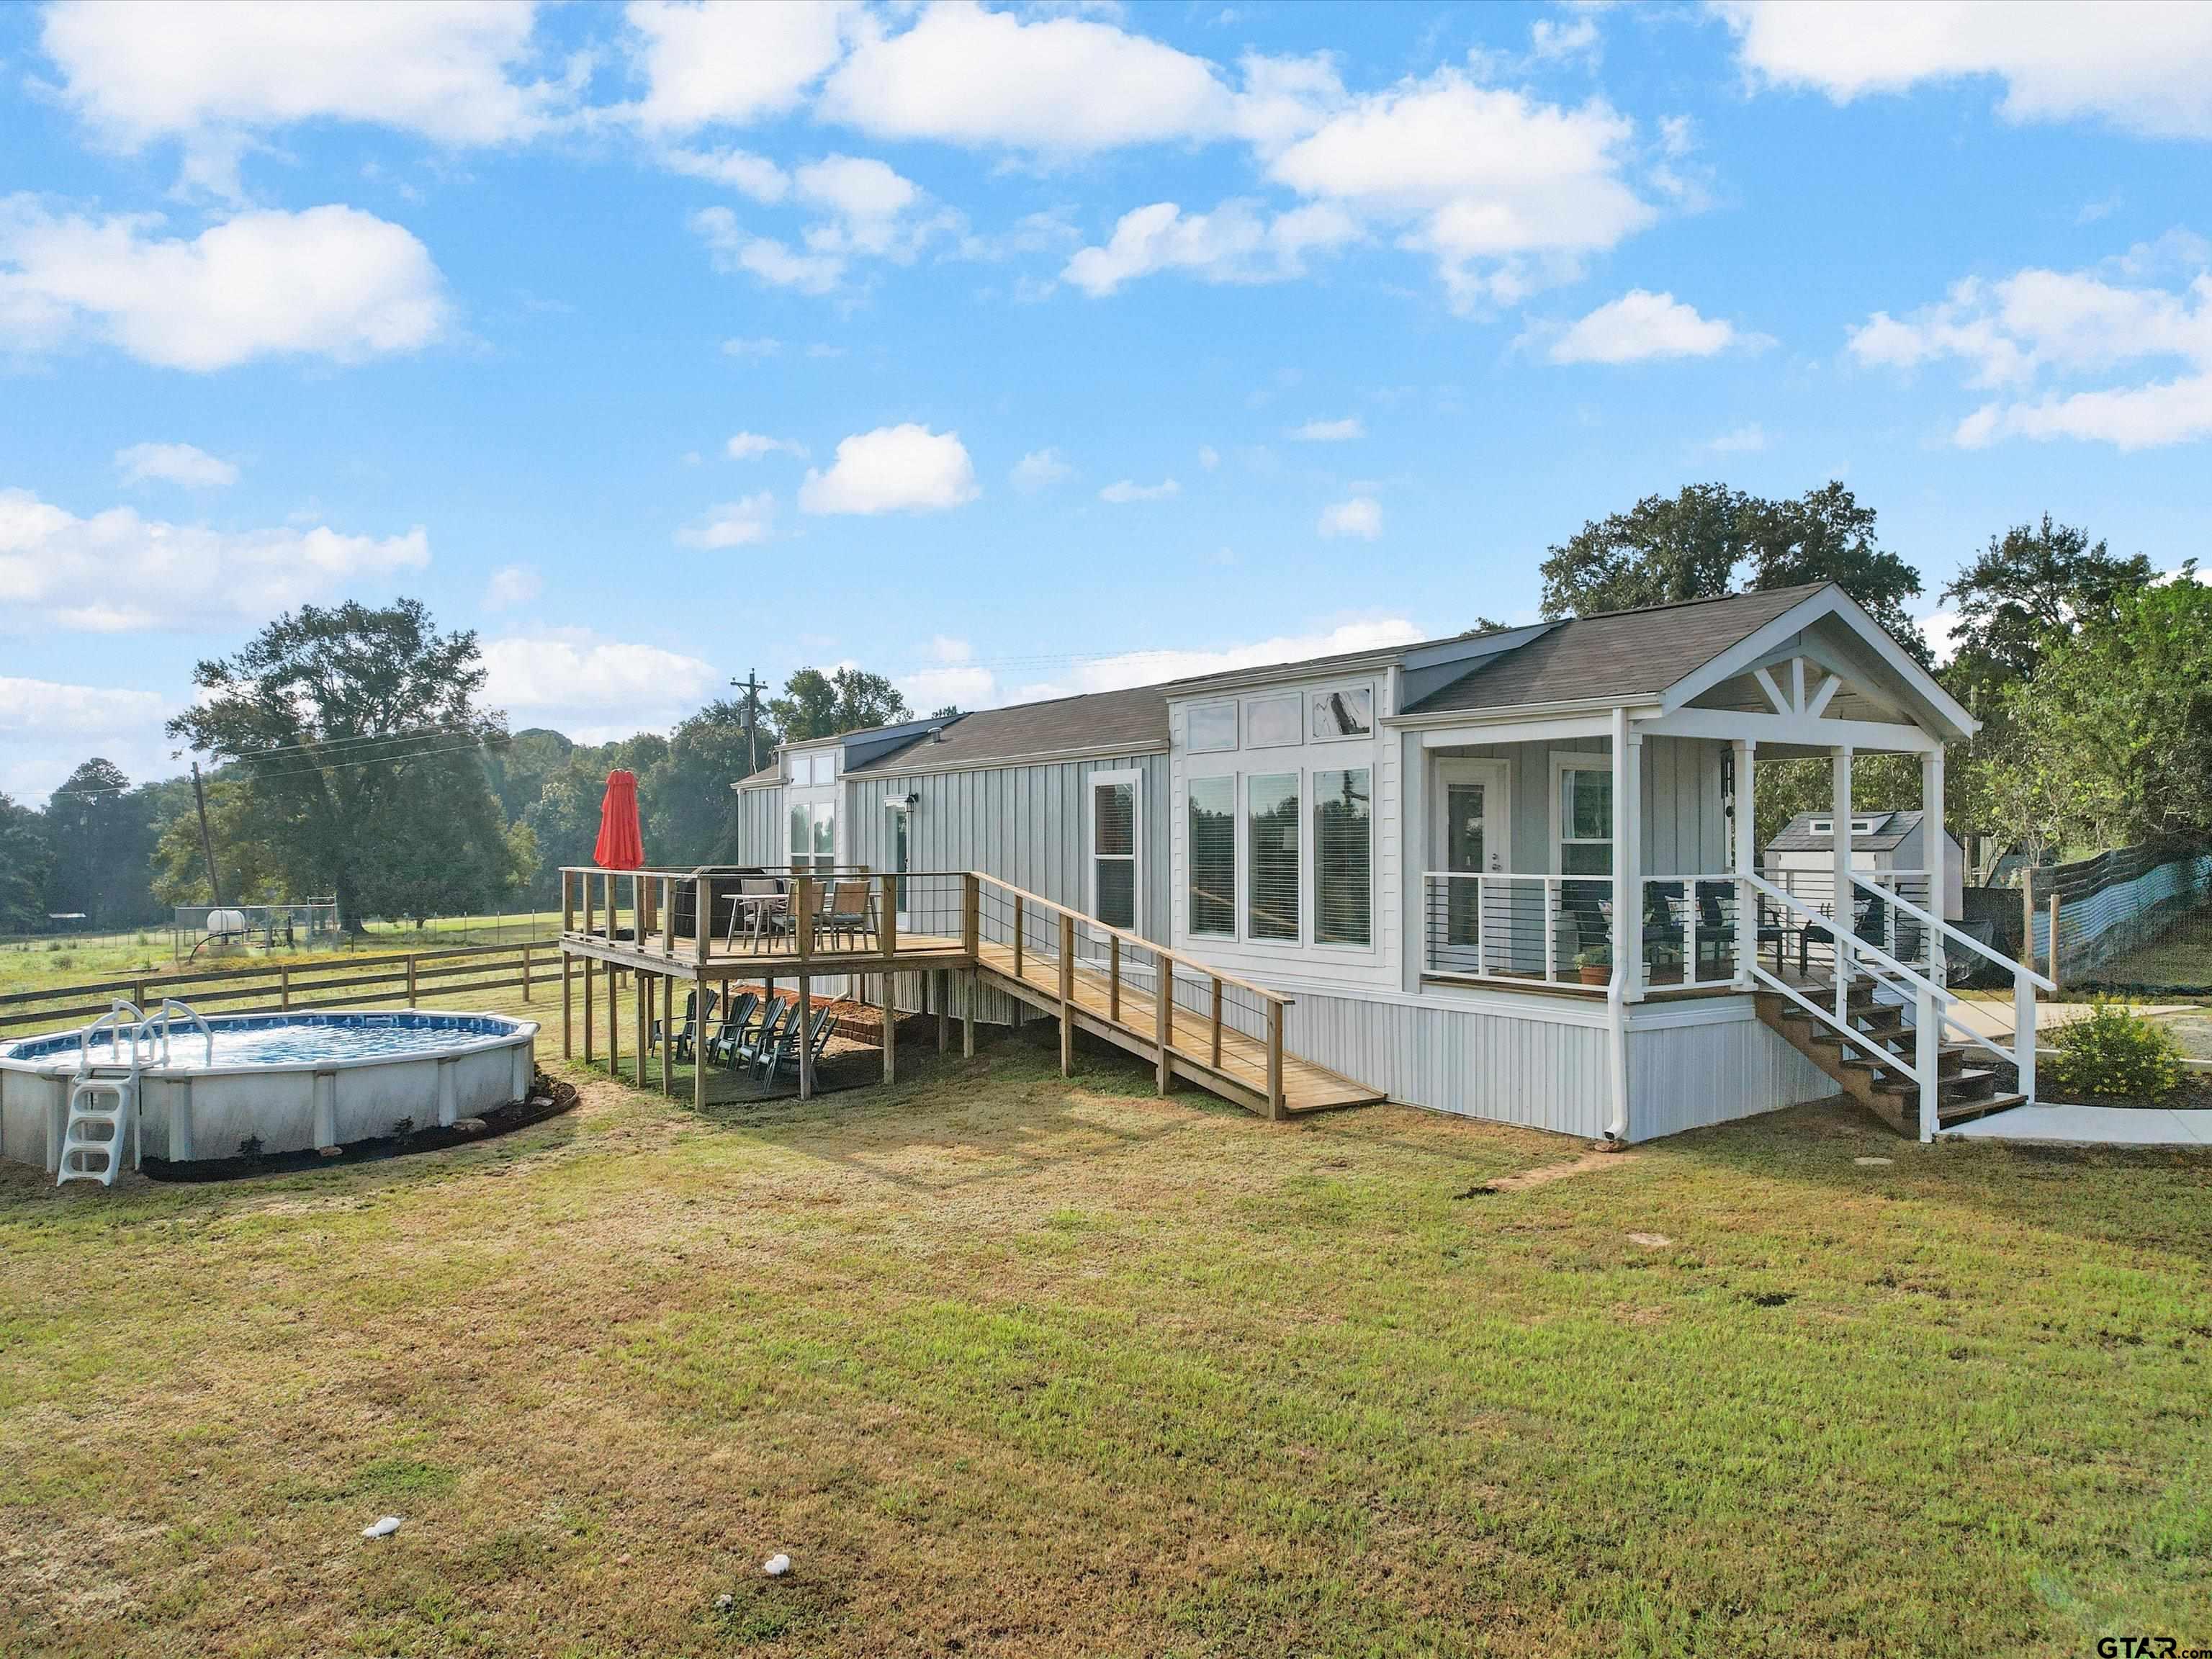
[768,666,909,742]
[1540,481,1928,663]
[1981,575,2212,855]
[638,700,757,867]
[39,760,178,927]
[165,600,519,928]
[149,775,289,907]
[0,792,51,933]
[1941,516,2154,685]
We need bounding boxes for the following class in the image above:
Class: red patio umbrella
[593,769,644,869]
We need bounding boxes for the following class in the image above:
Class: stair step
[1940,1091,2024,1127]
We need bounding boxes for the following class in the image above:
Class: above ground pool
[0,1009,539,1174]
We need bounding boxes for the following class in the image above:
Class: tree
[639,700,757,866]
[1941,516,2154,683]
[166,599,518,929]
[1539,481,1929,664]
[768,667,909,742]
[40,760,173,928]
[0,792,50,933]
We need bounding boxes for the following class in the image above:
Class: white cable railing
[1421,872,1614,986]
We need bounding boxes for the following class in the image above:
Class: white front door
[1431,760,1507,970]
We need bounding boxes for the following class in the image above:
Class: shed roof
[1766,809,1925,854]
[1401,585,1825,716]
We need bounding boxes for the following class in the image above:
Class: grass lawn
[3,1017,2208,1657]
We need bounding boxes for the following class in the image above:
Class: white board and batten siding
[1623,1004,1837,1139]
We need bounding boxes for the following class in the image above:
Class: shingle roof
[1767,809,1924,853]
[847,683,1169,775]
[1401,584,1827,716]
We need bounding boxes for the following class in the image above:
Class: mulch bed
[142,1072,581,1184]
[2053,1070,2212,1112]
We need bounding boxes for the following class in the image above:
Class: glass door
[1431,760,1506,974]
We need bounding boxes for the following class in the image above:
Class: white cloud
[40,0,567,196]
[0,676,174,801]
[1547,289,1740,363]
[114,441,236,489]
[721,335,781,358]
[727,431,806,462]
[0,487,427,634]
[689,156,945,292]
[1717,0,2212,140]
[1317,495,1382,540]
[0,676,167,737]
[1267,71,1654,307]
[799,425,979,515]
[1704,422,1769,454]
[1063,198,1357,297]
[0,199,447,371]
[899,635,997,714]
[481,629,719,740]
[675,493,775,548]
[1290,416,1364,442]
[1916,609,1962,667]
[1197,444,1221,470]
[1017,617,1424,705]
[819,2,1238,154]
[1010,448,1073,493]
[658,145,790,202]
[626,0,856,132]
[1850,247,2212,449]
[690,207,842,295]
[1099,477,1180,503]
[483,563,541,611]
[1530,16,1603,67]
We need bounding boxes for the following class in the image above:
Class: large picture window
[1248,773,1300,941]
[788,801,835,869]
[1187,776,1236,937]
[1313,768,1371,946]
[1092,776,1137,930]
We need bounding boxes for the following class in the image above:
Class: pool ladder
[57,998,212,1188]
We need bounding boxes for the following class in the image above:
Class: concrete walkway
[1944,1102,2212,1148]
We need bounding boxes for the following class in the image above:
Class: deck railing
[1421,872,1614,987]
[557,865,977,963]
[968,872,1292,1118]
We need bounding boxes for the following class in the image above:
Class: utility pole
[190,760,224,908]
[731,670,767,776]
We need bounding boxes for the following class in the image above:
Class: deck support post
[691,974,706,1114]
[660,974,672,1096]
[1266,999,1285,1123]
[797,974,814,1100]
[962,971,976,1058]
[1155,958,1173,1095]
[1058,914,1076,1078]
[560,950,573,1058]
[634,967,649,1087]
[583,954,595,1064]
[883,972,898,1084]
[936,968,949,1053]
[1108,936,1120,1025]
[1732,739,1757,989]
[1833,745,1854,1022]
[608,966,620,1080]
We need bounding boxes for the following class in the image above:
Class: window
[1311,686,1372,739]
[1245,696,1301,749]
[1558,765,1613,876]
[1248,773,1300,940]
[1187,701,1237,753]
[1092,776,1137,930]
[810,750,838,786]
[1313,768,1371,945]
[1188,776,1236,937]
[788,801,835,869]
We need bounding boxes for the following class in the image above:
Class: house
[1765,809,1966,921]
[525,583,2038,1143]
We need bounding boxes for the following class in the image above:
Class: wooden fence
[0,940,557,1040]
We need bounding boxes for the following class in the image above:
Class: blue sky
[4,0,2209,799]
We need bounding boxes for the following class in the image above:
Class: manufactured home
[562,583,2050,1143]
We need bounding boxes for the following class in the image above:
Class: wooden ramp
[974,939,1382,1118]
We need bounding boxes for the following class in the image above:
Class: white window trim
[1549,751,1615,877]
[1308,682,1377,743]
[1087,768,1143,933]
[1184,769,1240,943]
[1187,701,1238,754]
[1310,762,1376,950]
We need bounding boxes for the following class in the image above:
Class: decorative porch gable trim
[1635,706,1941,752]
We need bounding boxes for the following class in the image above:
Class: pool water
[2,1012,525,1069]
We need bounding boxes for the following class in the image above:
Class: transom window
[1244,696,1301,750]
[1310,686,1372,739]
[1187,701,1237,753]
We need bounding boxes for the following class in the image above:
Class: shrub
[2046,998,2184,1101]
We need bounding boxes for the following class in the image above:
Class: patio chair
[758,1005,836,1085]
[703,991,760,1068]
[724,878,786,951]
[734,997,793,1071]
[822,879,876,950]
[652,988,718,1064]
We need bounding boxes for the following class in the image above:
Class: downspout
[1604,704,1632,1143]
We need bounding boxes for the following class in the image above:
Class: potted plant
[1573,943,1611,986]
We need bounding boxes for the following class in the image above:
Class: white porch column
[1732,739,1757,989]
[1921,745,1946,981]
[1832,745,1853,1020]
[1615,712,1645,1003]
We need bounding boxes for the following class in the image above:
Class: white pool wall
[0,1010,536,1173]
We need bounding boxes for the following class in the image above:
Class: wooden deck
[560,926,971,979]
[973,940,1383,1117]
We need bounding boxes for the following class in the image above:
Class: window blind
[1248,773,1300,941]
[1093,781,1136,929]
[1187,776,1235,936]
[1313,768,1371,945]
